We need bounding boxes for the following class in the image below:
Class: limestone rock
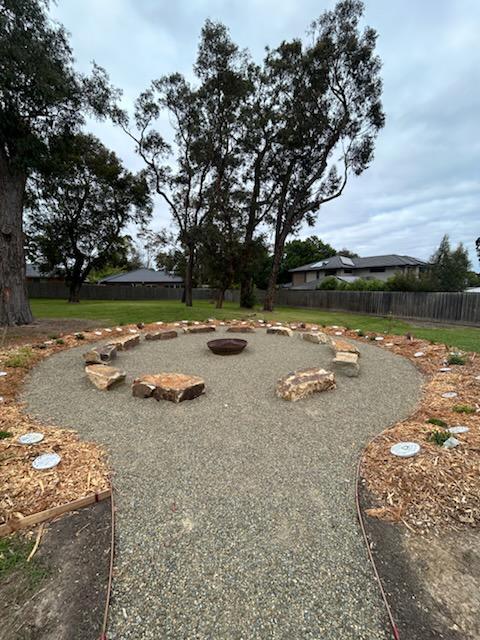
[226,326,255,333]
[83,344,117,364]
[85,364,126,390]
[107,334,140,350]
[332,352,360,377]
[330,338,360,356]
[276,368,335,401]
[183,325,216,334]
[266,326,293,337]
[144,330,178,341]
[133,373,205,403]
[302,331,329,344]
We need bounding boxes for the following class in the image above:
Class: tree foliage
[27,134,151,301]
[0,0,114,324]
[429,235,471,292]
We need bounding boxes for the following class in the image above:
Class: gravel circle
[23,329,423,639]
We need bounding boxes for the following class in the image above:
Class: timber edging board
[0,488,112,537]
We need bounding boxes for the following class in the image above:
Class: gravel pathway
[23,329,423,639]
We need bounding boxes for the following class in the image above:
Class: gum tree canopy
[0,0,111,324]
[27,134,152,302]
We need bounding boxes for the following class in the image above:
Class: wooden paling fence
[27,282,480,326]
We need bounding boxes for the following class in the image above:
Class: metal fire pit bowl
[207,338,247,356]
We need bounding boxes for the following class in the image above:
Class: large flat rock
[83,344,117,364]
[266,326,293,337]
[132,373,205,403]
[226,326,256,333]
[302,331,329,344]
[333,352,360,377]
[85,364,126,390]
[144,330,178,341]
[276,367,336,401]
[330,338,360,356]
[183,325,216,334]
[107,334,140,350]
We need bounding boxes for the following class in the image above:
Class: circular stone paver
[23,329,423,640]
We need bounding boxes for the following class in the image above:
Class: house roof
[99,268,184,284]
[289,254,427,272]
[26,263,57,278]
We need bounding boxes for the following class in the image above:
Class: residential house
[289,254,427,289]
[98,268,184,288]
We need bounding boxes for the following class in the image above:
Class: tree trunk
[239,237,255,308]
[215,288,225,309]
[0,158,33,326]
[68,281,82,303]
[263,237,285,312]
[184,247,194,307]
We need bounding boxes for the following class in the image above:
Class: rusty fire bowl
[207,338,247,356]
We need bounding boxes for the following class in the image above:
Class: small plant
[74,333,85,340]
[357,330,364,337]
[452,404,476,414]
[369,334,377,341]
[428,429,451,446]
[426,418,448,428]
[447,354,465,366]
[55,338,65,345]
[0,431,13,439]
[4,347,34,368]
[48,334,58,340]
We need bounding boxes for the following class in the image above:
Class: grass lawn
[30,298,480,353]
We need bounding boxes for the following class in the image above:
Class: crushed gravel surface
[23,329,423,639]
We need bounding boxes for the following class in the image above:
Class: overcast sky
[51,0,480,266]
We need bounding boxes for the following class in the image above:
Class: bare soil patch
[0,499,111,640]
[1,318,102,349]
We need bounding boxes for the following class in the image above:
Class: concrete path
[24,330,423,639]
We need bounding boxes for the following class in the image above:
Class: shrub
[452,404,476,414]
[0,431,13,439]
[347,278,387,291]
[426,418,448,428]
[4,347,34,368]
[428,429,451,446]
[55,338,65,345]
[317,276,339,290]
[74,333,85,340]
[447,354,465,366]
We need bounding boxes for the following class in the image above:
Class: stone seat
[107,334,140,350]
[332,352,360,377]
[183,325,216,334]
[266,326,293,337]
[83,344,117,364]
[132,373,205,403]
[330,338,360,356]
[85,364,126,390]
[276,367,335,401]
[301,331,329,344]
[144,330,178,341]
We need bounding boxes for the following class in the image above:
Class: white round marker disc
[414,351,425,357]
[442,391,458,399]
[375,336,384,341]
[390,442,420,458]
[0,371,7,377]
[32,452,61,470]
[18,432,44,445]
[439,367,451,372]
[94,331,102,335]
[448,426,469,434]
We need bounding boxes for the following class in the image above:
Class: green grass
[0,536,47,587]
[30,298,480,353]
